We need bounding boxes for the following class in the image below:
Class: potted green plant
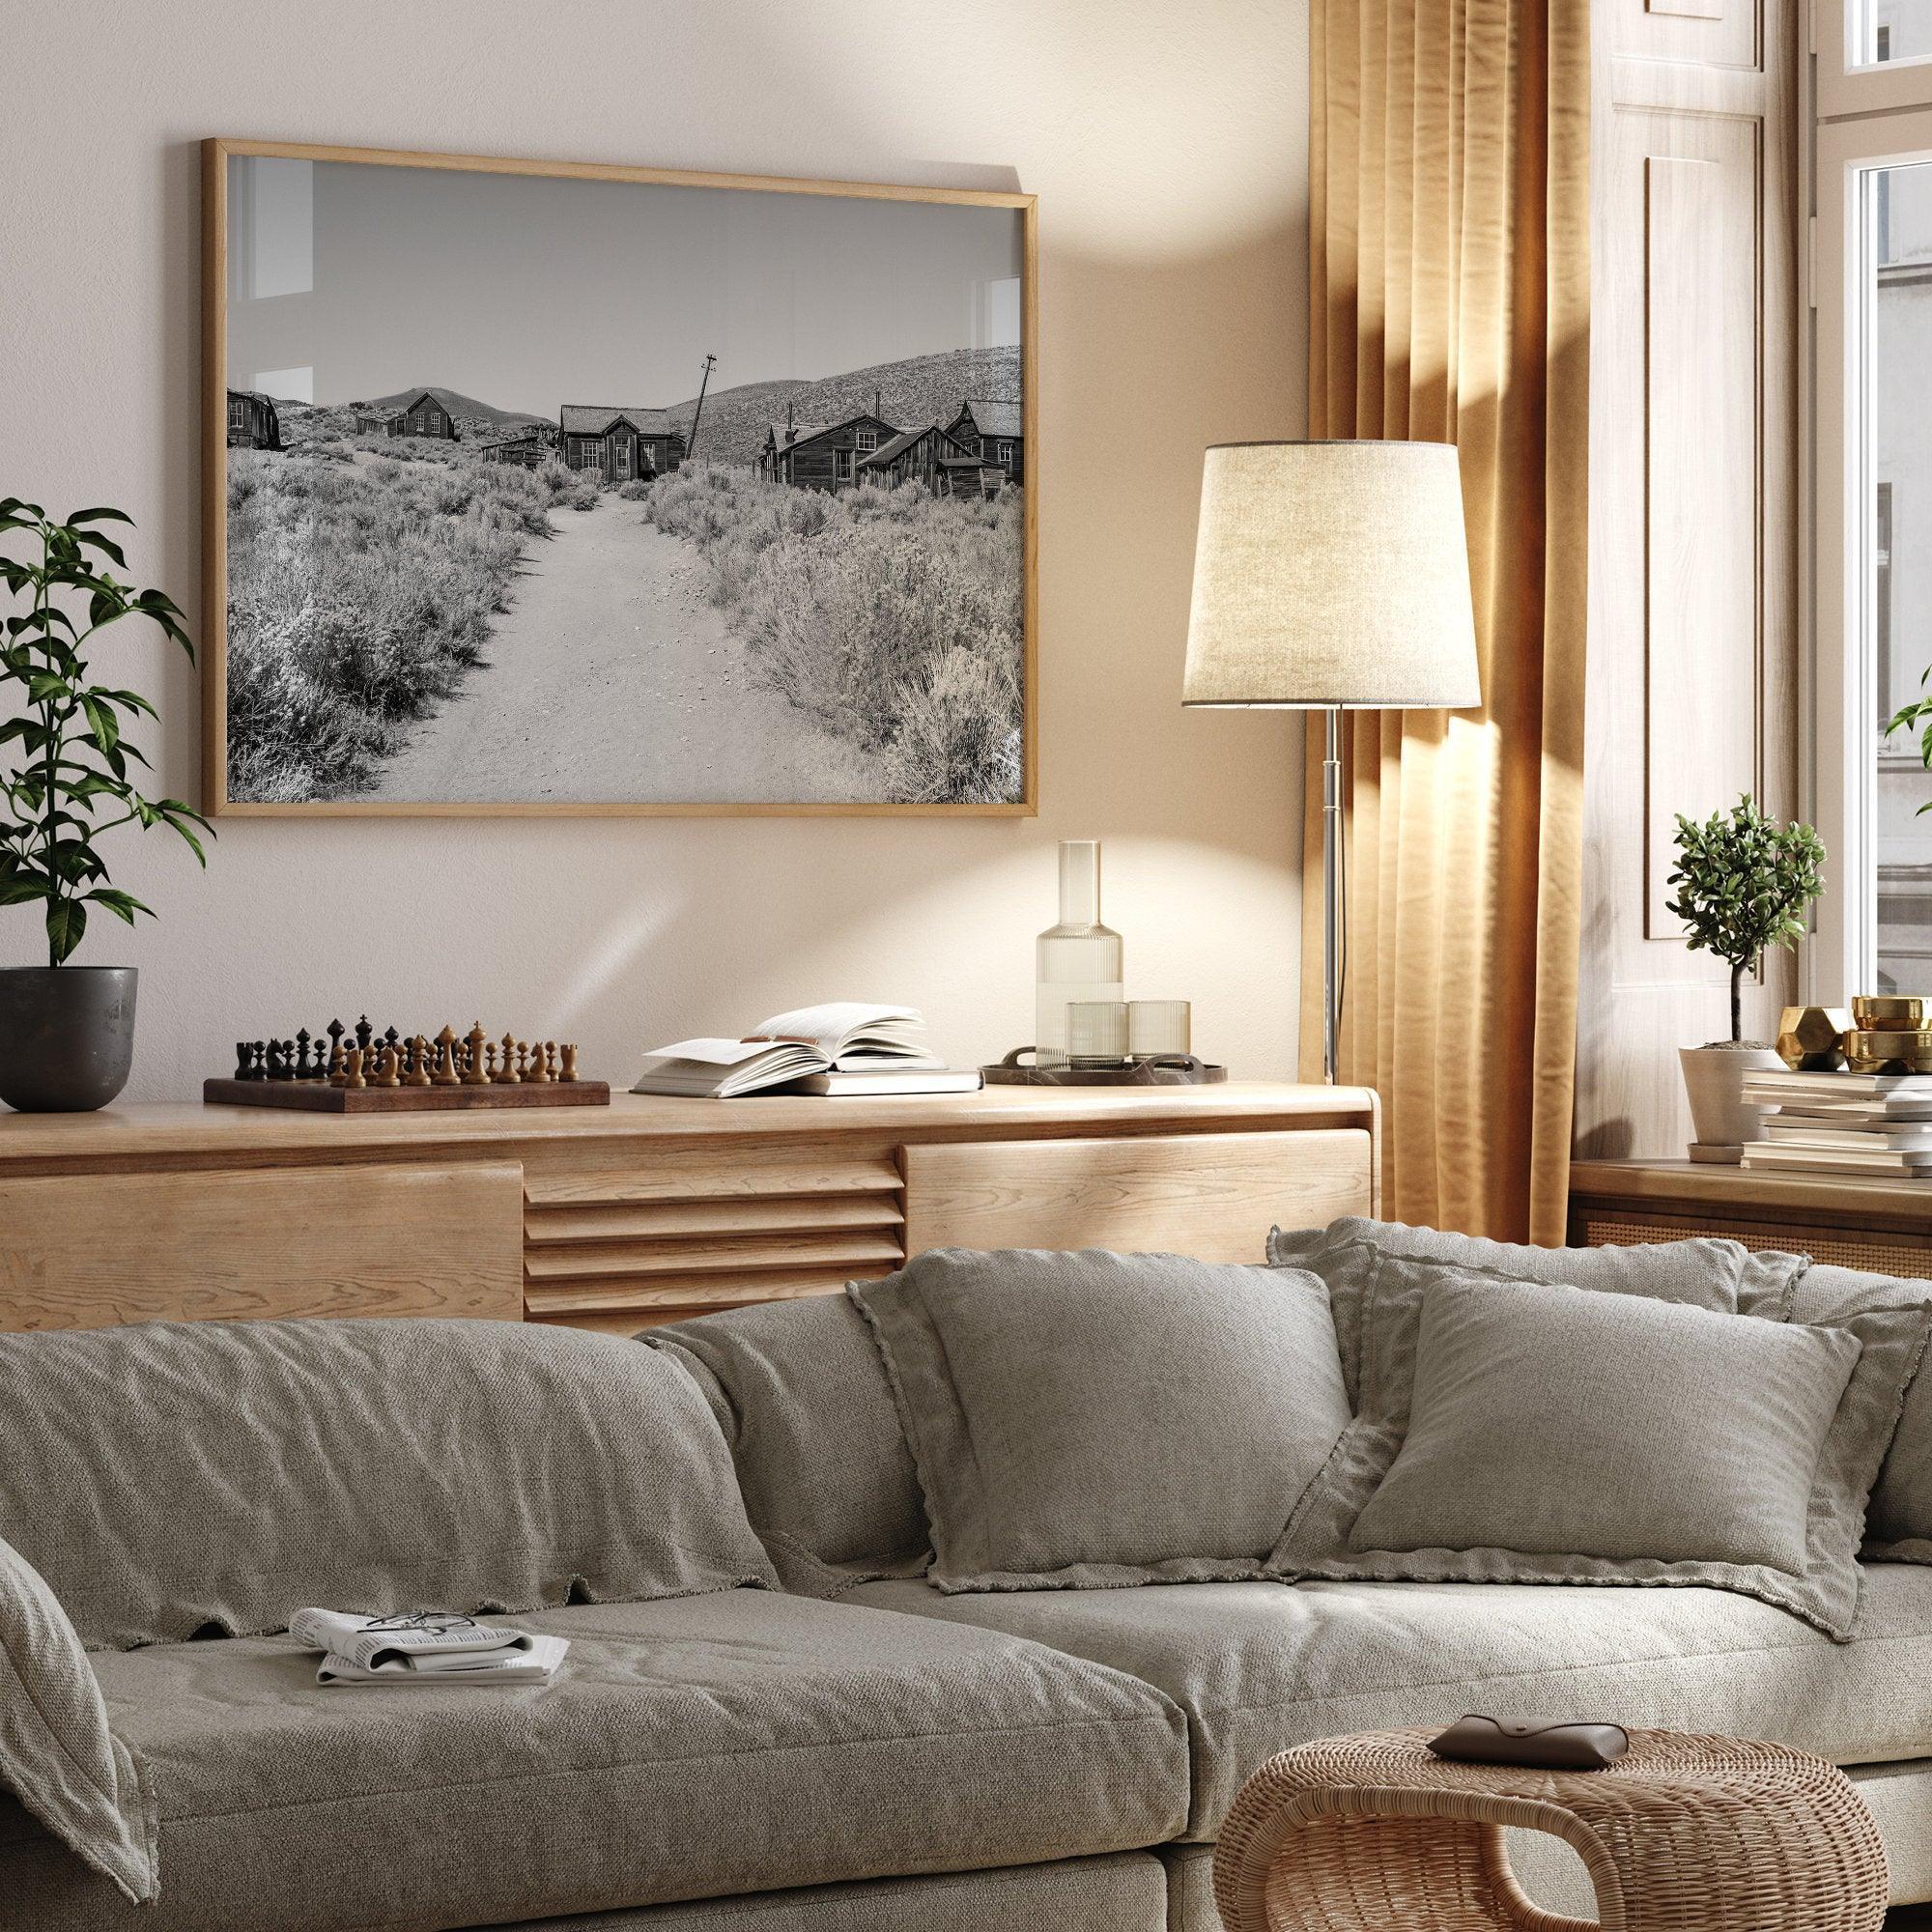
[0,497,209,1111]
[1664,795,1825,1154]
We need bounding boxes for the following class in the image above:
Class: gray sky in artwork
[225,156,1023,412]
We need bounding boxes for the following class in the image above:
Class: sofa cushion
[0,1592,1188,1932]
[1266,1255,1929,1639]
[648,1295,929,1593]
[481,1854,1170,1931]
[849,1248,1352,1592]
[0,1536,154,1904]
[1266,1217,1805,1403]
[0,1319,777,1651]
[1348,1273,1861,1570]
[1790,1264,1932,1558]
[847,1565,1932,1841]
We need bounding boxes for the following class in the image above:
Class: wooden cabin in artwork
[764,413,907,491]
[936,452,1012,499]
[558,407,686,483]
[944,398,1024,484]
[225,389,281,451]
[389,390,460,440]
[856,422,976,493]
[757,420,830,482]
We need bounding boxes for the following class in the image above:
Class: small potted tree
[0,497,209,1111]
[1665,795,1826,1155]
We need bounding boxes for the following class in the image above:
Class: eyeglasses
[360,1610,480,1634]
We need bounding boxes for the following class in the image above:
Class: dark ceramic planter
[0,966,138,1112]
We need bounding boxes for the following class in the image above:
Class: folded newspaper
[289,1608,569,1687]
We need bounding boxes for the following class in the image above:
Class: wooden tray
[980,1051,1228,1087]
[203,1078,611,1113]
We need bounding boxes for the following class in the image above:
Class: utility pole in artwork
[688,354,718,457]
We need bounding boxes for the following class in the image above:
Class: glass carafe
[1035,840,1123,1069]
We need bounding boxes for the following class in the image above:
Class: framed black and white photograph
[202,140,1036,817]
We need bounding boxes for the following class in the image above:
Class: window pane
[1874,158,1932,991]
[1866,1,1932,65]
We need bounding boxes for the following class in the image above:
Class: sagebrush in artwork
[206,142,1034,815]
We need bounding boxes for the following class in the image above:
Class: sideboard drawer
[901,1128,1373,1264]
[0,1163,525,1330]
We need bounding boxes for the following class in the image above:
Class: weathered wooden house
[856,422,975,493]
[764,413,907,491]
[389,390,460,440]
[558,408,686,483]
[944,398,1024,484]
[936,452,1012,499]
[353,410,400,436]
[225,389,281,451]
[757,421,830,482]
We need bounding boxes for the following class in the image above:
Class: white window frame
[1809,6,1932,999]
[1818,0,1932,116]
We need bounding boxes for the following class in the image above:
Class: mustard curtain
[1301,0,1590,1244]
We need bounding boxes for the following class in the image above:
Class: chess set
[202,1018,611,1113]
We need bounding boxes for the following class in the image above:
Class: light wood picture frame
[202,139,1037,818]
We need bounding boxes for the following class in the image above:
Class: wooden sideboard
[1569,1157,1932,1279]
[0,1083,1379,1333]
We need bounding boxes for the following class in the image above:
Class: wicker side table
[1212,1727,1888,1932]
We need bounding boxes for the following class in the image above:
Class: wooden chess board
[206,1018,611,1112]
[202,1078,611,1113]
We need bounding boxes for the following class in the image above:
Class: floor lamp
[1181,441,1482,1084]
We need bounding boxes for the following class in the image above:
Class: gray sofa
[6,1259,1932,1930]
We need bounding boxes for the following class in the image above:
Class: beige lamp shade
[1181,440,1482,709]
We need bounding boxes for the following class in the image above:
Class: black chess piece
[293,1028,313,1079]
[326,1018,346,1061]
[265,1039,292,1081]
[355,1015,374,1053]
[234,1041,259,1081]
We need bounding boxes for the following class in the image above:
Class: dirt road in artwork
[363,496,887,805]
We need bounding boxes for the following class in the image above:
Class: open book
[633,1002,973,1098]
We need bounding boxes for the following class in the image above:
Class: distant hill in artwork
[359,385,552,431]
[253,354,1017,464]
[666,344,1021,469]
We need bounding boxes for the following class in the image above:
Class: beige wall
[0,0,1307,1100]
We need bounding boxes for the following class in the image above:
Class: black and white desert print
[220,155,1027,808]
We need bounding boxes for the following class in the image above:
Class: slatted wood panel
[902,1129,1372,1264]
[0,1164,524,1329]
[523,1140,906,1330]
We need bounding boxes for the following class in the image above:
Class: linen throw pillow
[849,1247,1352,1591]
[1267,1217,1808,1404]
[648,1294,932,1596]
[1267,1255,1931,1639]
[0,1318,779,1650]
[1785,1262,1932,1557]
[0,1534,156,1903]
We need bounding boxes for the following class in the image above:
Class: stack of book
[1740,1067,1932,1179]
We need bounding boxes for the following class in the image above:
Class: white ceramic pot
[1678,1043,1785,1151]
